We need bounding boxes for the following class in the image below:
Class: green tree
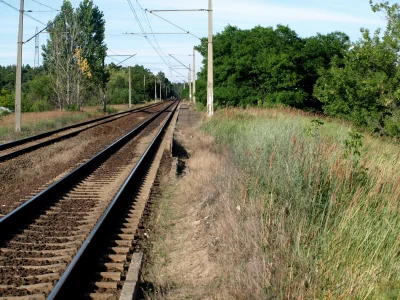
[195,25,347,109]
[76,0,108,90]
[315,2,400,136]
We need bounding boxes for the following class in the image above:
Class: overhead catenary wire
[126,0,173,78]
[145,10,201,40]
[150,9,207,12]
[126,0,202,83]
[107,56,128,67]
[31,0,59,11]
[106,53,136,67]
[169,54,189,70]
[124,32,190,35]
[0,0,46,25]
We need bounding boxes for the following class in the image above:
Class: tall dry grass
[0,104,135,143]
[201,107,400,299]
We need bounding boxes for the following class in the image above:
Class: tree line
[195,1,400,137]
[0,0,178,113]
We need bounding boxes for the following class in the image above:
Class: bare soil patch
[140,105,220,299]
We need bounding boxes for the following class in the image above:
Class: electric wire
[31,0,59,11]
[146,10,201,40]
[0,0,46,25]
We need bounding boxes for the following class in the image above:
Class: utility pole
[159,81,162,101]
[189,64,192,103]
[193,48,196,104]
[207,0,214,116]
[129,66,132,108]
[102,58,106,113]
[15,0,24,132]
[34,27,39,68]
[154,77,157,102]
[143,75,146,102]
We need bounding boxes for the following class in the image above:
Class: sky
[0,0,387,83]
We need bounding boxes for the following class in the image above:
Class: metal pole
[129,66,132,108]
[15,0,24,132]
[207,0,214,116]
[189,64,192,103]
[159,81,161,101]
[143,75,146,102]
[154,77,157,102]
[193,48,196,104]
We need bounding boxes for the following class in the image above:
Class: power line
[31,0,59,11]
[124,32,190,35]
[146,10,201,40]
[126,0,171,72]
[0,0,46,25]
[169,54,189,69]
[150,9,207,12]
[127,0,145,35]
[106,53,137,67]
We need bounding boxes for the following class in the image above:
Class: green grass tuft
[202,107,400,298]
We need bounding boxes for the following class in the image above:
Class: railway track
[0,100,179,299]
[0,102,163,162]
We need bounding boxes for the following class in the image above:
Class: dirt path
[139,103,221,299]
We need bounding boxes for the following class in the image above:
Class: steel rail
[0,102,163,162]
[0,101,176,237]
[48,100,179,299]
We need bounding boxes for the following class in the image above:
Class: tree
[314,2,400,136]
[42,0,108,110]
[195,25,347,109]
[76,0,108,100]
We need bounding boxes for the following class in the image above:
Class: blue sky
[0,0,387,82]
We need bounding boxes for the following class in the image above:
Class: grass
[200,107,400,299]
[0,104,135,143]
[0,111,102,143]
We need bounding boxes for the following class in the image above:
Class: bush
[64,104,80,112]
[31,100,53,112]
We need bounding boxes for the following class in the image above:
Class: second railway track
[0,102,171,218]
[0,100,179,299]
[0,102,163,162]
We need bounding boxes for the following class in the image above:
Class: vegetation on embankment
[200,107,400,299]
[0,0,183,113]
[0,104,128,143]
[195,1,400,138]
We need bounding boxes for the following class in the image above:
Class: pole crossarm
[0,0,46,25]
[124,32,189,35]
[145,9,201,40]
[24,21,54,44]
[31,0,59,11]
[149,9,207,12]
[106,54,137,66]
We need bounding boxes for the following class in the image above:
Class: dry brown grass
[143,127,220,299]
[0,103,141,127]
[145,105,400,299]
[0,110,86,127]
[143,123,276,299]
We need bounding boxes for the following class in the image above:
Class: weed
[344,130,363,159]
[306,118,324,138]
[200,107,400,299]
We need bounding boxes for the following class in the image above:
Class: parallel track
[0,102,163,162]
[0,100,179,299]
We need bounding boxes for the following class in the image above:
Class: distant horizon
[0,0,386,82]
